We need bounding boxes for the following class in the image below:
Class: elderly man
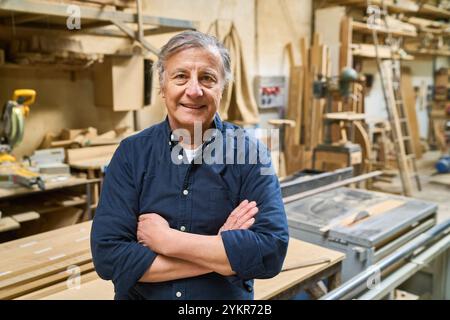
[91,30,289,300]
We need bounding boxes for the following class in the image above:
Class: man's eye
[201,75,216,83]
[175,74,187,79]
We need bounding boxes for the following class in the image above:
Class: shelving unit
[316,1,450,62]
[0,0,196,55]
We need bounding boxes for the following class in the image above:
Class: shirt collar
[164,113,223,146]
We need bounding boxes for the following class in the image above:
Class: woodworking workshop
[0,0,450,303]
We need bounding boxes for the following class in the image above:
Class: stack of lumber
[0,221,93,299]
[39,126,135,149]
[9,36,103,69]
[66,145,118,173]
[320,0,419,12]
[403,17,450,56]
[43,0,136,9]
[283,33,331,174]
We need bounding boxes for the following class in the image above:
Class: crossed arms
[91,140,289,295]
[137,200,258,283]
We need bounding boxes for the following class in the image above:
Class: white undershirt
[183,144,203,162]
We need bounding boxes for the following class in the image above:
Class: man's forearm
[139,254,212,283]
[161,230,235,276]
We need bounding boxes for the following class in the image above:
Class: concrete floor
[372,150,450,222]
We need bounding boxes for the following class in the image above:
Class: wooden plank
[19,239,345,301]
[323,112,366,121]
[67,145,118,170]
[11,211,40,223]
[0,251,92,294]
[286,66,303,146]
[0,49,5,65]
[301,37,312,153]
[0,262,94,300]
[351,43,414,60]
[351,20,416,38]
[322,0,418,13]
[400,67,422,159]
[40,273,114,300]
[340,16,352,70]
[0,223,92,287]
[15,271,100,300]
[0,177,99,199]
[285,43,295,67]
[418,4,450,19]
[67,145,118,163]
[0,217,20,233]
[429,174,450,187]
[354,120,372,175]
[254,238,344,300]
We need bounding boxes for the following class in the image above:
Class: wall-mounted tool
[0,89,44,190]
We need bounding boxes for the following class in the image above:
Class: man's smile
[180,103,207,109]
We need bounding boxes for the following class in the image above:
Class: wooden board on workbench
[23,272,114,300]
[0,221,92,299]
[429,174,450,187]
[18,238,345,301]
[0,176,98,199]
[67,145,118,170]
[254,238,344,300]
[0,217,20,233]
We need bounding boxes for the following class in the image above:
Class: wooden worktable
[10,233,344,300]
[0,176,100,199]
[254,238,344,299]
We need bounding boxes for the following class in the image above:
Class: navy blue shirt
[91,115,289,300]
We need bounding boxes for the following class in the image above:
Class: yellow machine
[0,89,44,190]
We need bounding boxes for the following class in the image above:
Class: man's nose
[185,79,203,98]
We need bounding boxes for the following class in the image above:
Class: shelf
[351,43,414,60]
[319,0,419,14]
[418,4,450,20]
[0,62,96,72]
[405,49,450,57]
[405,17,450,37]
[352,20,417,38]
[0,0,196,54]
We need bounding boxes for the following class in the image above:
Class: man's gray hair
[156,30,232,89]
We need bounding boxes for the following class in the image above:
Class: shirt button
[180,226,186,232]
[178,154,183,160]
[176,291,182,298]
[183,189,188,196]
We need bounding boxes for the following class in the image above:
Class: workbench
[254,238,345,300]
[2,223,344,300]
[0,176,101,236]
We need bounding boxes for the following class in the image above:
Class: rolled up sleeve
[221,141,289,280]
[90,141,157,296]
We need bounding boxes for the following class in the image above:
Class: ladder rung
[399,118,408,123]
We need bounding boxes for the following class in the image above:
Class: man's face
[161,46,224,133]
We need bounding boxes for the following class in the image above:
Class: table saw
[284,186,438,282]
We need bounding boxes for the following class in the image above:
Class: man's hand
[218,200,258,234]
[137,213,172,254]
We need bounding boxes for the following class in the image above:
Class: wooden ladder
[370,3,421,196]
